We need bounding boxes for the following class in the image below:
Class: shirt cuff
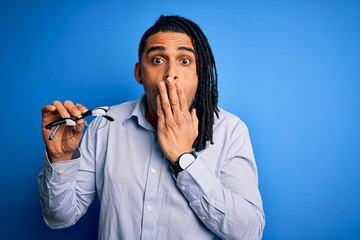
[176,156,218,202]
[43,149,81,183]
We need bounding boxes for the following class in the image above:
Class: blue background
[1,0,359,239]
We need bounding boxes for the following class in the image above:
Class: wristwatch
[170,151,197,178]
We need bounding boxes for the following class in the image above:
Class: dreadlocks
[138,15,219,151]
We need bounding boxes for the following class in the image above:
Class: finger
[191,108,199,136]
[52,100,71,118]
[156,94,165,125]
[166,78,181,113]
[41,105,57,123]
[73,103,88,131]
[41,104,56,115]
[158,81,174,120]
[175,81,189,113]
[63,100,81,117]
[41,103,60,129]
[75,103,88,114]
[73,123,84,138]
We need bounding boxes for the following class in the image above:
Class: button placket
[140,135,163,239]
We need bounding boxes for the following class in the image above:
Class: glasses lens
[84,115,109,130]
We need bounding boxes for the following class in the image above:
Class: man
[38,15,265,239]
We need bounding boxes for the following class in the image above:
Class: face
[134,32,198,125]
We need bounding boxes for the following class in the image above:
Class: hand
[41,100,88,163]
[157,78,199,163]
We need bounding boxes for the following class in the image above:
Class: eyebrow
[146,46,195,57]
[178,46,195,53]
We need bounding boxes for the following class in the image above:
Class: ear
[134,62,142,84]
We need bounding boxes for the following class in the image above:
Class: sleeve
[38,147,96,229]
[176,120,265,239]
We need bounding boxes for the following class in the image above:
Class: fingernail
[159,82,165,88]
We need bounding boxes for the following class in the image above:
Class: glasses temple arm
[102,115,114,121]
[45,118,69,130]
[49,125,61,140]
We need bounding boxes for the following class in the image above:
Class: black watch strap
[169,151,197,178]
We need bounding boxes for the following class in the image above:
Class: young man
[39,15,265,239]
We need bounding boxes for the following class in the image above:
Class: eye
[152,57,164,64]
[180,58,191,65]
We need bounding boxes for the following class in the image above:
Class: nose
[163,61,178,80]
[164,74,178,80]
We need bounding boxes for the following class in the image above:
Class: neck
[144,100,158,128]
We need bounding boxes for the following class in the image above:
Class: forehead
[145,32,194,49]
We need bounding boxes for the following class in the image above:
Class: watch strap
[169,151,197,178]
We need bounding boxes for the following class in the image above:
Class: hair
[138,15,219,151]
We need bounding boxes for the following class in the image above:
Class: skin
[41,101,87,162]
[134,32,199,162]
[42,31,199,163]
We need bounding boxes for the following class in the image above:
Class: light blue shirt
[38,96,265,239]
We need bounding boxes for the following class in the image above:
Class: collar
[123,94,156,132]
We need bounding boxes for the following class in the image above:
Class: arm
[176,122,265,239]
[38,147,96,229]
[38,100,96,228]
[156,80,264,238]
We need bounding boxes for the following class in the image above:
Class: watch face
[179,153,195,169]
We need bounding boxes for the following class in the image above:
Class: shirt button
[180,185,186,191]
[57,170,64,175]
[146,206,152,212]
[151,168,157,174]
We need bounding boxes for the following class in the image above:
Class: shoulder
[109,99,138,112]
[214,108,249,140]
[215,107,249,134]
[107,99,140,121]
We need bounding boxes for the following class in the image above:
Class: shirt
[38,96,265,239]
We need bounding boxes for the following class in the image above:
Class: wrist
[169,151,197,178]
[168,148,193,164]
[46,148,74,163]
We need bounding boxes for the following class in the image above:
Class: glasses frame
[45,106,114,140]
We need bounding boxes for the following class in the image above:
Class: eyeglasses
[45,106,115,141]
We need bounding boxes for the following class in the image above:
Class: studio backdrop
[1,1,359,239]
